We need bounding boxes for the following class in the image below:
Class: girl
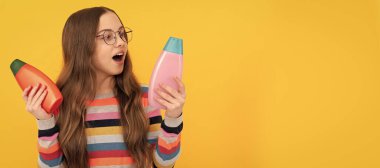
[22,6,185,168]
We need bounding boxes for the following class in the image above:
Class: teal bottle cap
[10,59,26,76]
[163,37,183,55]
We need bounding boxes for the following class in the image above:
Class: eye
[105,35,112,40]
[104,32,114,41]
[119,31,126,37]
[118,31,127,41]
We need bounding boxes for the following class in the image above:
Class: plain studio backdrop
[0,0,379,167]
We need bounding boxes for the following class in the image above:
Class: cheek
[91,53,101,67]
[92,50,104,66]
[93,45,111,61]
[95,42,108,53]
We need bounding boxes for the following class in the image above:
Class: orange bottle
[10,59,62,115]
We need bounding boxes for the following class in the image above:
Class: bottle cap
[10,59,26,76]
[164,37,183,55]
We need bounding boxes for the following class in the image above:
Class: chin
[113,69,124,76]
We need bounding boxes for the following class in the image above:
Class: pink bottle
[148,37,183,109]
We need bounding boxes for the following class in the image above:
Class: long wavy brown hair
[55,6,152,168]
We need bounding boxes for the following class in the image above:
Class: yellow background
[1,0,379,167]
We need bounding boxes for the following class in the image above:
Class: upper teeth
[117,53,123,56]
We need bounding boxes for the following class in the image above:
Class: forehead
[97,12,123,31]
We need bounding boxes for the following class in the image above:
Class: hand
[22,83,52,120]
[154,76,186,118]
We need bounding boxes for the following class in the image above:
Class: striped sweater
[37,85,183,168]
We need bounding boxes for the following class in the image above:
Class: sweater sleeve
[37,115,64,167]
[141,85,183,168]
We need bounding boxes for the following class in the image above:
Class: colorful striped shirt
[37,85,183,168]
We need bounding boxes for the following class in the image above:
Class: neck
[95,72,115,95]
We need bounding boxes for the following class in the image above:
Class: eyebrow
[97,26,124,33]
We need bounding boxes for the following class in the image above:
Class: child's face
[92,12,128,78]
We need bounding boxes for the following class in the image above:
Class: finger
[31,85,47,106]
[159,83,182,100]
[27,83,40,105]
[174,77,186,96]
[155,88,177,104]
[22,85,32,102]
[34,89,48,110]
[154,96,172,110]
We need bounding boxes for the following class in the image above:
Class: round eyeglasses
[96,27,132,45]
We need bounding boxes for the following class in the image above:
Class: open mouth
[112,54,124,62]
